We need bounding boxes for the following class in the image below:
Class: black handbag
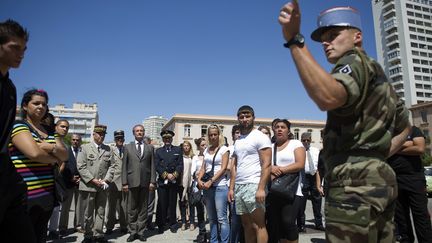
[201,147,221,183]
[53,163,68,204]
[269,143,299,201]
[189,181,203,206]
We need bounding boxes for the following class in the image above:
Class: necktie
[307,149,315,175]
[74,148,79,158]
[119,147,123,158]
[137,142,142,157]
[98,146,101,153]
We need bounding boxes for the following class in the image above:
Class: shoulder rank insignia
[339,64,352,74]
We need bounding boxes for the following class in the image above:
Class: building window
[201,125,208,137]
[184,124,191,137]
[421,110,428,123]
[294,129,300,140]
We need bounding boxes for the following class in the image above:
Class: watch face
[296,34,305,44]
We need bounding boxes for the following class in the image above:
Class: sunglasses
[301,139,311,142]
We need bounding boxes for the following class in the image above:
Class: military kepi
[114,130,124,138]
[160,129,175,138]
[311,6,362,42]
[93,124,107,134]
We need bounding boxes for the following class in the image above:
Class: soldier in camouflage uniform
[278,2,411,242]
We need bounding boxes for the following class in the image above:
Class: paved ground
[47,200,324,243]
[48,198,432,242]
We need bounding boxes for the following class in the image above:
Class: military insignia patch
[339,64,352,74]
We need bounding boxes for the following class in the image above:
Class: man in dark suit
[155,130,183,234]
[122,125,156,242]
[59,134,82,236]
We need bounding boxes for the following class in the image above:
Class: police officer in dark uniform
[155,130,183,233]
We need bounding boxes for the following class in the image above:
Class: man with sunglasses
[297,132,323,233]
[279,2,411,242]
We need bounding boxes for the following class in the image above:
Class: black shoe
[59,229,68,237]
[146,223,155,230]
[105,229,113,235]
[48,231,60,239]
[138,235,147,241]
[170,227,177,233]
[120,228,128,234]
[82,238,93,243]
[127,234,138,242]
[315,225,325,231]
[157,226,164,234]
[298,226,306,233]
[94,237,108,243]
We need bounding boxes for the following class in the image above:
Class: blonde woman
[197,125,230,243]
[179,141,194,230]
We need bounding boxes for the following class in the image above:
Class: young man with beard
[228,105,272,243]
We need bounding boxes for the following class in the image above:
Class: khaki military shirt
[322,48,410,172]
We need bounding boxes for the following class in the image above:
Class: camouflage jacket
[321,48,410,173]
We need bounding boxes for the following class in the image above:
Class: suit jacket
[122,141,156,188]
[155,145,183,186]
[62,146,81,189]
[77,142,116,192]
[110,145,124,191]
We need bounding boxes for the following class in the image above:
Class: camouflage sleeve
[393,97,410,135]
[331,52,365,111]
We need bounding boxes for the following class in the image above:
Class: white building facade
[372,0,432,107]
[162,114,325,149]
[143,116,168,145]
[50,103,99,142]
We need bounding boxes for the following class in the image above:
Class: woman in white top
[179,141,194,230]
[197,125,230,243]
[266,119,305,243]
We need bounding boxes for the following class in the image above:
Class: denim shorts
[234,183,265,215]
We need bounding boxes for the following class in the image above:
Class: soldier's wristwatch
[284,33,305,48]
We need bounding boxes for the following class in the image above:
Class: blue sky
[3,0,376,142]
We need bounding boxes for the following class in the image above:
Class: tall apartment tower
[142,116,168,145]
[50,103,99,142]
[372,0,432,108]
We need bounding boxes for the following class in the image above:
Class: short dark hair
[0,19,29,45]
[231,124,241,137]
[273,119,291,130]
[237,105,254,117]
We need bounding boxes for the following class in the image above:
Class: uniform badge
[89,154,95,159]
[339,64,352,74]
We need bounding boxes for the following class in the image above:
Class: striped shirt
[9,120,55,209]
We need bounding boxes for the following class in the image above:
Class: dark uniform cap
[93,125,107,134]
[114,130,124,139]
[311,6,362,42]
[160,129,175,138]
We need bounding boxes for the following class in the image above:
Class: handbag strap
[273,143,277,166]
[209,146,221,174]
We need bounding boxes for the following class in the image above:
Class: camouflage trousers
[325,159,397,243]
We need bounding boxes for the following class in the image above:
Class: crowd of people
[2,0,432,243]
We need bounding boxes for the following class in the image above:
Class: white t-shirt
[191,155,204,178]
[203,145,229,186]
[272,139,304,196]
[234,129,272,184]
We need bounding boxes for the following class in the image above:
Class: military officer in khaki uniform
[105,130,128,235]
[278,2,411,242]
[77,125,117,243]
